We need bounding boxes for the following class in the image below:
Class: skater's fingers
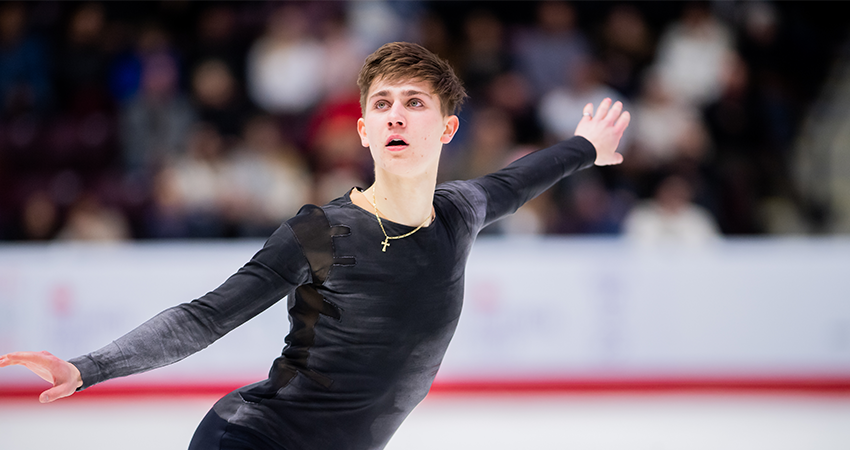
[604,101,624,124]
[593,98,613,121]
[1,351,57,382]
[40,382,77,403]
[1,351,82,401]
[581,103,594,120]
[614,110,631,134]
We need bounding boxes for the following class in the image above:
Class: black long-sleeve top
[69,137,596,449]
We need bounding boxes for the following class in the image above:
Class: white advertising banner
[441,238,850,381]
[1,237,849,389]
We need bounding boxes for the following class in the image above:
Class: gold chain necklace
[372,187,432,252]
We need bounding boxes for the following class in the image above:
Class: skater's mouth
[385,136,409,148]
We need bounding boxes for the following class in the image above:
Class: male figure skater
[0,42,629,449]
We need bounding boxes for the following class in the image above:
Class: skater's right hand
[0,351,83,403]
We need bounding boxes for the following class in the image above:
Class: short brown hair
[357,42,467,117]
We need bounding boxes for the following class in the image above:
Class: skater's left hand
[574,98,631,166]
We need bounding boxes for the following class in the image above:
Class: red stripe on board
[427,377,850,395]
[3,377,850,400]
[0,383,241,400]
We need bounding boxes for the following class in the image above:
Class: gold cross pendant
[380,238,391,252]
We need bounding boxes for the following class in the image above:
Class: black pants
[188,409,287,450]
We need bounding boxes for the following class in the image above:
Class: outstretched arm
[68,223,311,391]
[2,221,311,400]
[469,98,631,228]
[0,351,82,403]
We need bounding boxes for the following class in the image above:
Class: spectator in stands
[344,1,415,52]
[702,52,763,235]
[512,1,590,100]
[306,97,373,205]
[246,4,325,117]
[415,12,458,77]
[224,115,313,237]
[652,2,735,109]
[623,173,720,246]
[57,193,130,242]
[0,2,52,116]
[108,22,173,103]
[188,4,246,90]
[538,56,626,143]
[443,107,516,182]
[317,9,372,103]
[143,166,191,239]
[552,171,631,235]
[190,58,253,140]
[484,71,541,144]
[54,3,110,112]
[119,48,196,173]
[628,69,709,172]
[145,123,228,238]
[457,10,511,102]
[44,3,119,177]
[441,107,518,234]
[733,3,806,233]
[19,190,59,241]
[597,4,654,99]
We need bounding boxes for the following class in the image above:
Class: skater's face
[357,77,459,179]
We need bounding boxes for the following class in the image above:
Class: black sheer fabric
[69,137,596,449]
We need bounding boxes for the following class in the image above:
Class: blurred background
[0,0,847,241]
[1,1,850,449]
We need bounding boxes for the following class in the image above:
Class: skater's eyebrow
[369,89,432,102]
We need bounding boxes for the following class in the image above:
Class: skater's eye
[374,100,390,110]
[408,98,424,108]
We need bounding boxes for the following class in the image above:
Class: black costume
[68,137,596,450]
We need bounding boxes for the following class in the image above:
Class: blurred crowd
[0,1,843,242]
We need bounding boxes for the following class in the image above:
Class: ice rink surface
[1,392,849,450]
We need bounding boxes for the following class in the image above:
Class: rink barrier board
[2,238,849,397]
